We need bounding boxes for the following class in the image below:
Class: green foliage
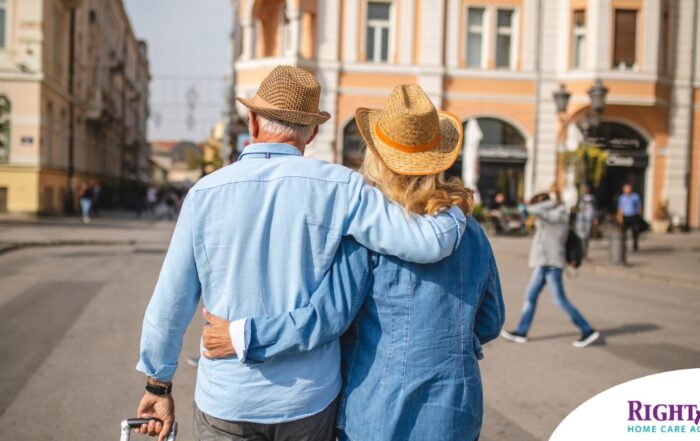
[561,143,608,188]
[654,199,670,220]
[471,204,484,221]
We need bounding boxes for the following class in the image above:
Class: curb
[0,239,137,256]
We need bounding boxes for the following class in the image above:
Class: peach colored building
[0,0,150,214]
[232,0,700,227]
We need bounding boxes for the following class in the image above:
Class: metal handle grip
[120,418,177,441]
[127,418,160,428]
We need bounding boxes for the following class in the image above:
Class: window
[613,9,637,70]
[0,0,6,49]
[572,10,585,69]
[466,7,485,68]
[281,4,293,55]
[342,120,365,170]
[495,9,514,68]
[0,96,9,164]
[365,1,391,63]
[45,102,53,166]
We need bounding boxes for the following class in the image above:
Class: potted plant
[652,199,670,234]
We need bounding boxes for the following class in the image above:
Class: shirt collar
[238,143,303,160]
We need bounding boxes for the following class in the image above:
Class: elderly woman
[204,85,505,441]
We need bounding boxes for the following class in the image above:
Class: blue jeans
[516,266,592,335]
[80,197,92,218]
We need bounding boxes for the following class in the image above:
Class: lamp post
[552,80,608,186]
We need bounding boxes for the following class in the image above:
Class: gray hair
[256,114,315,143]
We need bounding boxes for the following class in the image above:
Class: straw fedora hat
[236,65,330,126]
[355,84,463,176]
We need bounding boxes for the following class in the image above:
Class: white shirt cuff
[229,318,248,362]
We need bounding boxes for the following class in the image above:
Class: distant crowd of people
[75,181,188,224]
[136,184,185,220]
[484,182,646,254]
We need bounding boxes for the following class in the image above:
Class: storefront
[448,117,528,207]
[588,121,649,215]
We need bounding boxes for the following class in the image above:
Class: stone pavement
[0,216,697,440]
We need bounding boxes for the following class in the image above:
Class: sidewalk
[583,230,700,289]
[489,230,700,290]
[0,211,174,254]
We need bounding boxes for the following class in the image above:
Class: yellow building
[232,0,700,227]
[0,0,150,214]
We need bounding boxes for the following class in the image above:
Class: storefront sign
[605,152,648,168]
[479,145,528,163]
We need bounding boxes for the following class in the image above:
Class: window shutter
[614,10,637,68]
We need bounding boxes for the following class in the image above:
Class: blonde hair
[360,148,473,216]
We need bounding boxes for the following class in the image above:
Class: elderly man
[134,66,466,441]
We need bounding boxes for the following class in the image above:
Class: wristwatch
[145,378,172,396]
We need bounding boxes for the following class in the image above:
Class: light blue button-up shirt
[137,143,466,423]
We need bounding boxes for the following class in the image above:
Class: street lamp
[587,79,609,114]
[553,84,571,118]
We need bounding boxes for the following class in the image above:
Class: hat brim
[237,97,331,126]
[355,108,463,176]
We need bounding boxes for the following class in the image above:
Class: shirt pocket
[303,221,342,277]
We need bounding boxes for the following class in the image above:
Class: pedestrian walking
[78,181,93,224]
[146,184,159,215]
[501,188,600,348]
[91,183,101,217]
[201,84,504,441]
[576,185,597,257]
[617,183,643,251]
[133,66,466,441]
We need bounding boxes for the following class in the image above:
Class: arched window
[592,121,649,214]
[449,117,527,207]
[342,119,365,170]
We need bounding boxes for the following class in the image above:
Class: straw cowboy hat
[355,84,463,176]
[236,65,331,126]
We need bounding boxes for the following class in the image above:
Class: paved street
[0,215,698,440]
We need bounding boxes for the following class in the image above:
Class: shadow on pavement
[602,343,700,372]
[528,322,661,343]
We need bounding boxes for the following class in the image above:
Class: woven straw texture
[236,65,330,126]
[356,84,463,176]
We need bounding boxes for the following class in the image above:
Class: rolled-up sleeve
[136,192,202,382]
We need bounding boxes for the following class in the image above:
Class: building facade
[0,0,150,214]
[232,0,700,227]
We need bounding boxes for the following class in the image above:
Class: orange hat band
[374,124,442,153]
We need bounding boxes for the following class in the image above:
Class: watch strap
[145,382,172,396]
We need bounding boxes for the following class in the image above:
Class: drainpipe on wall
[531,0,544,196]
[65,6,77,214]
[685,0,699,230]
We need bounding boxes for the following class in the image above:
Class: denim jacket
[240,217,505,440]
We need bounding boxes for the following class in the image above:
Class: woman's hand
[201,308,236,359]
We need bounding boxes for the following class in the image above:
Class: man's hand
[202,308,235,359]
[136,390,174,441]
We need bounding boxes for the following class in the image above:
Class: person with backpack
[501,187,600,348]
